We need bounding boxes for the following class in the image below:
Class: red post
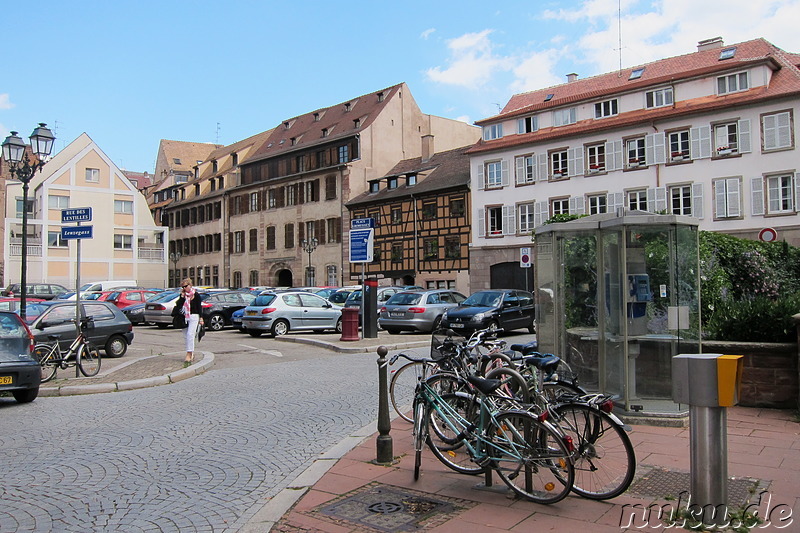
[340,307,360,341]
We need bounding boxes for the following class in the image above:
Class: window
[305,220,316,241]
[265,226,275,250]
[423,238,438,260]
[719,47,736,60]
[766,174,795,214]
[421,201,437,220]
[588,194,607,215]
[762,111,793,151]
[114,234,133,249]
[325,175,337,200]
[233,231,244,253]
[388,177,398,189]
[327,265,338,286]
[444,236,460,259]
[486,161,504,188]
[250,192,259,211]
[626,137,646,167]
[713,121,749,156]
[113,200,133,214]
[515,154,536,184]
[212,160,218,172]
[553,108,576,127]
[646,87,673,108]
[450,196,465,217]
[551,198,569,216]
[594,99,618,118]
[231,153,238,166]
[268,189,277,209]
[369,181,380,193]
[326,218,341,243]
[317,150,328,168]
[550,150,568,178]
[391,243,403,263]
[714,177,741,218]
[391,206,402,224]
[586,144,605,173]
[232,271,242,289]
[287,184,297,205]
[15,197,33,218]
[629,68,645,80]
[48,195,69,209]
[517,116,538,134]
[250,270,259,286]
[482,123,503,141]
[285,223,294,248]
[321,128,328,138]
[338,145,349,163]
[304,180,318,202]
[48,231,67,247]
[670,185,692,215]
[717,72,748,95]
[518,202,535,232]
[668,130,690,161]
[85,168,99,182]
[406,174,416,186]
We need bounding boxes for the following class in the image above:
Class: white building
[467,37,800,289]
[3,133,167,289]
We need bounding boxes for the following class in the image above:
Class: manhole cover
[318,484,464,532]
[628,466,766,506]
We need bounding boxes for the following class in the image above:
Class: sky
[2,0,800,174]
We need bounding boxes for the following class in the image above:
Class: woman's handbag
[197,322,205,341]
[171,304,187,329]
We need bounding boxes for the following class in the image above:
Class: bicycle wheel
[542,380,586,404]
[413,399,428,481]
[426,392,486,475]
[478,351,513,376]
[490,411,574,504]
[390,361,432,423]
[484,367,531,404]
[552,402,635,500]
[78,342,101,377]
[34,344,57,383]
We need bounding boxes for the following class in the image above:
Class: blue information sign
[61,207,92,223]
[351,217,375,229]
[61,226,93,240]
[349,228,374,263]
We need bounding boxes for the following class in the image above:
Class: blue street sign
[61,207,92,223]
[349,228,374,263]
[351,217,375,229]
[61,226,93,240]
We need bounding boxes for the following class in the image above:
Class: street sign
[759,227,778,242]
[61,207,92,223]
[351,217,375,229]
[520,247,531,268]
[350,228,374,263]
[61,226,93,240]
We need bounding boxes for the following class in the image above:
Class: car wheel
[527,321,536,334]
[430,316,442,332]
[156,323,169,329]
[386,328,401,335]
[271,319,290,337]
[208,313,225,331]
[12,387,38,403]
[248,330,262,337]
[105,334,128,358]
[335,317,343,334]
[487,320,502,334]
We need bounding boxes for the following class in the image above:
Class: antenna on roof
[617,0,623,75]
[215,122,221,144]
[492,103,502,114]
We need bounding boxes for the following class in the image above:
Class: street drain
[318,483,466,532]
[628,466,766,506]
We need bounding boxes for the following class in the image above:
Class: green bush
[704,293,800,342]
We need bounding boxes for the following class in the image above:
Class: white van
[67,280,138,300]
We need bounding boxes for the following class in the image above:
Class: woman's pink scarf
[183,287,195,318]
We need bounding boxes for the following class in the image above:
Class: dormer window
[594,99,618,119]
[517,116,538,134]
[482,123,503,141]
[284,121,290,129]
[194,183,200,196]
[369,181,380,193]
[377,92,385,102]
[719,47,736,60]
[344,102,352,112]
[717,72,748,95]
[353,118,361,128]
[388,177,398,189]
[313,112,320,121]
[322,128,328,138]
[231,153,238,166]
[629,68,645,80]
[544,94,554,102]
[212,160,218,173]
[290,137,297,146]
[406,174,417,186]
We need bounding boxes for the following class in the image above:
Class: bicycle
[34,317,102,383]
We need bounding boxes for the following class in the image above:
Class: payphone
[627,273,651,335]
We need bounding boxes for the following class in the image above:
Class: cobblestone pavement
[0,344,381,532]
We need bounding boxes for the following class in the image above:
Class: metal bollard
[374,345,394,465]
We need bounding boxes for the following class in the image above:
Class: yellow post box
[672,354,743,407]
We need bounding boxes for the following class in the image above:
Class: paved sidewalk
[260,407,800,532]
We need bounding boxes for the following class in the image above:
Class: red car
[0,297,45,314]
[103,289,157,309]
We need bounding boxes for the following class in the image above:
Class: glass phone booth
[534,211,700,417]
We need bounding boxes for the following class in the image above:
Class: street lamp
[169,251,182,286]
[301,237,318,286]
[2,124,56,321]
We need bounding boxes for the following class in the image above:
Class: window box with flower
[588,164,604,174]
[716,146,734,156]
[670,151,688,161]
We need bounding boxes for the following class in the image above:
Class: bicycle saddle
[523,354,561,374]
[466,375,502,395]
[47,334,62,341]
[508,340,538,354]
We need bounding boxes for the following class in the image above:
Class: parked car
[344,286,404,311]
[2,283,70,300]
[104,289,157,309]
[440,289,536,334]
[378,289,467,333]
[241,290,343,337]
[313,287,340,300]
[327,286,360,307]
[231,308,245,331]
[0,297,45,313]
[143,290,184,328]
[0,310,40,403]
[25,300,134,357]
[201,290,257,331]
[121,293,163,325]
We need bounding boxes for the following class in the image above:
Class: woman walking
[176,278,203,367]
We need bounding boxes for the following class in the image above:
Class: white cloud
[0,94,14,110]
[420,28,436,40]
[425,30,513,89]
[510,49,564,93]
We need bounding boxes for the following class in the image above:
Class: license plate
[246,310,258,316]
[390,312,405,318]
[0,376,12,385]
[450,323,464,328]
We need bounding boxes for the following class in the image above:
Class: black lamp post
[2,124,56,321]
[170,251,182,286]
[301,237,318,286]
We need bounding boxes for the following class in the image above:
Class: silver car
[241,290,343,337]
[378,289,467,333]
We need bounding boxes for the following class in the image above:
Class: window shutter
[533,201,547,228]
[778,112,792,148]
[502,205,516,235]
[605,140,623,171]
[317,220,325,243]
[298,221,305,243]
[515,156,525,185]
[647,187,667,213]
[763,114,778,149]
[796,173,800,212]
[567,147,584,177]
[228,232,233,253]
[569,195,585,215]
[537,154,548,181]
[691,183,704,219]
[690,126,711,159]
[607,192,624,214]
[501,159,510,187]
[476,162,485,190]
[477,208,485,237]
[645,132,666,165]
[727,178,741,217]
[751,177,764,216]
[714,180,726,218]
[738,119,751,153]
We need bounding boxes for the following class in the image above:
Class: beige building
[3,133,166,289]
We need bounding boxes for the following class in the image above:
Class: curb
[38,351,216,396]
[275,336,429,354]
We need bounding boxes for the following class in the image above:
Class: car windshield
[0,313,30,362]
[346,290,362,303]
[386,293,422,305]
[22,303,49,323]
[150,291,179,303]
[462,291,503,307]
[328,291,351,304]
[253,294,277,306]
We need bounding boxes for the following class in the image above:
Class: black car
[25,301,134,357]
[440,289,536,334]
[2,283,70,300]
[201,291,257,331]
[0,311,39,403]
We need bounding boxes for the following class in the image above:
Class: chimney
[421,134,434,162]
[697,37,723,52]
[566,73,578,83]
